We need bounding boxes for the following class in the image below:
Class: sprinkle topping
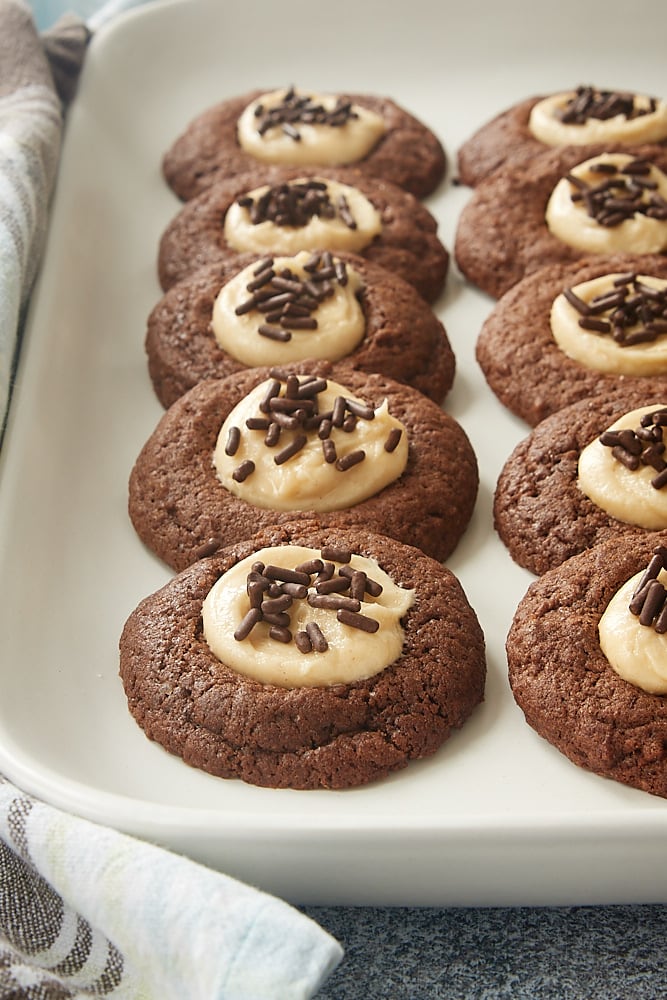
[563,273,667,346]
[234,252,349,343]
[629,545,667,632]
[253,87,360,141]
[599,406,667,489]
[233,544,383,651]
[216,372,408,514]
[236,178,359,230]
[557,86,658,125]
[565,158,667,228]
[228,371,397,484]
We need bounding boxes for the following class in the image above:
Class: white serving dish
[2,0,667,905]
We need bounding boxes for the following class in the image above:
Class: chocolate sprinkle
[274,432,307,465]
[295,631,313,653]
[599,407,667,487]
[225,425,241,456]
[232,459,255,483]
[269,625,292,643]
[629,545,667,632]
[305,621,329,652]
[336,608,380,633]
[308,593,361,612]
[234,607,263,641]
[322,438,337,464]
[320,545,352,563]
[384,427,403,453]
[335,449,366,471]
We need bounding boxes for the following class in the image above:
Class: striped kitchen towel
[0,775,342,999]
[0,0,66,443]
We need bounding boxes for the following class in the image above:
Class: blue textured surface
[304,905,667,998]
[30,0,97,28]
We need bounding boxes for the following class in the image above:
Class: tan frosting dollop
[214,376,408,512]
[530,90,667,147]
[550,273,667,374]
[237,88,386,166]
[578,404,667,528]
[223,176,382,256]
[599,567,667,693]
[545,153,667,254]
[202,544,415,687]
[211,251,366,366]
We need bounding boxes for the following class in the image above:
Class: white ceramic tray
[2,0,667,906]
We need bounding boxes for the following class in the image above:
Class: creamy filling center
[578,404,667,528]
[211,251,366,366]
[237,87,386,166]
[202,544,415,687]
[223,176,382,256]
[550,272,667,374]
[599,550,667,694]
[530,87,667,147]
[545,153,667,255]
[214,374,409,512]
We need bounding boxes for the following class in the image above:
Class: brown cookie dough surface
[494,390,667,575]
[457,90,667,187]
[162,89,446,201]
[457,94,549,187]
[157,167,449,303]
[476,254,667,426]
[128,363,478,572]
[119,522,486,790]
[146,252,456,409]
[454,143,667,299]
[507,531,667,798]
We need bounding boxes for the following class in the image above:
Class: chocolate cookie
[157,167,449,303]
[494,389,667,575]
[162,88,446,201]
[458,94,554,187]
[128,363,478,572]
[119,522,486,790]
[457,87,667,187]
[146,251,456,409]
[507,531,667,798]
[454,143,667,299]
[476,254,667,426]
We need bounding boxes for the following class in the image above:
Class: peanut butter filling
[214,373,408,512]
[578,404,667,528]
[550,272,667,374]
[211,251,366,366]
[237,87,386,166]
[202,543,415,687]
[546,153,667,254]
[599,546,667,694]
[223,176,382,256]
[530,86,667,147]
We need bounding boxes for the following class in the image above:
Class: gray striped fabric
[0,0,64,442]
[0,778,124,998]
[0,772,343,999]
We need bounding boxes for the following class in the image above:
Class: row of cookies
[120,87,487,790]
[454,85,667,797]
